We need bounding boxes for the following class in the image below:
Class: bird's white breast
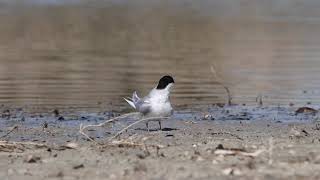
[147,88,173,117]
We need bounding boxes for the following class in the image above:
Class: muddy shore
[0,105,320,180]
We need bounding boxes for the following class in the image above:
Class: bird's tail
[124,91,140,109]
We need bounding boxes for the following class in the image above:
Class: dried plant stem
[81,112,140,130]
[79,112,140,143]
[0,140,47,147]
[0,140,48,152]
[79,112,169,144]
[210,65,232,106]
[79,126,97,143]
[0,125,18,139]
[223,85,232,106]
[111,117,170,140]
[214,149,265,157]
[256,94,263,106]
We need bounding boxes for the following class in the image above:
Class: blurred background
[0,0,320,110]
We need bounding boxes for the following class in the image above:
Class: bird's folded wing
[138,102,151,115]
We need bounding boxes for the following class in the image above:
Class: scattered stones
[295,107,318,115]
[53,109,60,117]
[2,109,10,119]
[136,153,149,159]
[165,134,174,137]
[57,142,79,150]
[42,122,48,129]
[289,128,310,139]
[57,116,65,121]
[216,144,224,150]
[222,167,242,176]
[314,123,320,131]
[202,113,215,120]
[24,155,41,163]
[64,142,79,149]
[73,164,84,169]
[301,129,310,136]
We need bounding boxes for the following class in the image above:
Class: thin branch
[214,149,265,157]
[3,141,48,147]
[256,94,263,106]
[81,112,140,131]
[79,124,98,143]
[79,112,140,143]
[0,140,48,152]
[79,111,170,144]
[110,117,170,140]
[210,65,232,106]
[0,126,18,139]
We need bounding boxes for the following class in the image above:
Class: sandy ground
[1,106,320,180]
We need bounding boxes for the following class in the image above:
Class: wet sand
[0,105,320,179]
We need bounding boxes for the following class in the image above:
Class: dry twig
[79,112,140,143]
[0,125,18,139]
[256,94,263,106]
[214,149,265,157]
[111,117,170,139]
[79,112,169,143]
[0,141,48,152]
[210,65,232,106]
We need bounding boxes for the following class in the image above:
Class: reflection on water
[0,0,320,110]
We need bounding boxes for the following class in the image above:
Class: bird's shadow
[135,127,178,132]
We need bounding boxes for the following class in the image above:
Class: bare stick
[210,65,232,106]
[224,86,232,106]
[0,126,18,139]
[79,124,98,143]
[214,149,265,157]
[256,94,263,106]
[0,140,49,152]
[111,117,170,140]
[79,112,140,143]
[1,141,48,147]
[81,112,140,131]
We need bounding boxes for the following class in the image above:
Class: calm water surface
[0,0,320,110]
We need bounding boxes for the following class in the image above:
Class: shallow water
[0,1,320,110]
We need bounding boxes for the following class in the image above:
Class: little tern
[124,75,175,131]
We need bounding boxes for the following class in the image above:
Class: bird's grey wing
[136,98,151,115]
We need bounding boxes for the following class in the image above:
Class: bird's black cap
[156,75,175,89]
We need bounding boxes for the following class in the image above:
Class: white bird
[124,75,175,131]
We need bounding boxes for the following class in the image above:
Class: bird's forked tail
[124,91,140,109]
